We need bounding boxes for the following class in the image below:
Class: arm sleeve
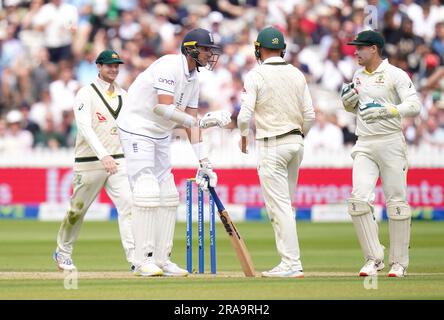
[73,88,110,160]
[302,83,316,135]
[393,69,421,118]
[237,72,258,136]
[151,63,177,96]
[187,80,199,109]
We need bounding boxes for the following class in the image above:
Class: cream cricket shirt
[73,77,126,171]
[117,54,199,138]
[354,59,421,137]
[238,56,315,139]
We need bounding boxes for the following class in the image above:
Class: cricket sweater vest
[250,62,305,139]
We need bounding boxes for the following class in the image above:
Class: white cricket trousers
[56,166,135,264]
[351,131,408,205]
[118,130,172,186]
[257,134,304,270]
[118,130,179,267]
[350,131,411,267]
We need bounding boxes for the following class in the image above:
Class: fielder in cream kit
[341,30,421,277]
[238,27,315,278]
[54,50,135,271]
[118,28,231,277]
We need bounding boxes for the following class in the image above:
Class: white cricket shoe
[133,259,163,277]
[359,260,385,277]
[159,261,189,277]
[388,263,407,278]
[261,263,304,278]
[53,251,76,271]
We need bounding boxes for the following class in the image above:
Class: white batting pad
[348,199,384,262]
[154,207,177,267]
[133,173,160,207]
[132,206,157,267]
[387,203,411,268]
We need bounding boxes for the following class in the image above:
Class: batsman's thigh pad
[159,174,179,207]
[347,198,372,216]
[133,173,160,207]
[387,202,411,221]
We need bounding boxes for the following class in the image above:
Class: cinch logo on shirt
[96,112,107,122]
[158,78,175,86]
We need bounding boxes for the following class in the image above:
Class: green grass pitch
[0,220,443,299]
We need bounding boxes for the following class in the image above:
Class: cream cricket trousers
[56,166,135,264]
[257,134,304,270]
[350,131,411,267]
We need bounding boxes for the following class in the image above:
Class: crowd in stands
[1,0,444,157]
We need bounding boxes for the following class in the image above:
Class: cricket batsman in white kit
[238,27,315,278]
[54,50,135,271]
[341,30,421,277]
[117,28,231,277]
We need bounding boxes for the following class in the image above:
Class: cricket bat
[208,186,256,277]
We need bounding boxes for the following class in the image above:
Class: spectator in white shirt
[423,116,444,147]
[33,0,78,63]
[152,3,176,52]
[304,108,344,154]
[118,10,141,43]
[49,65,79,126]
[318,42,354,92]
[0,110,33,154]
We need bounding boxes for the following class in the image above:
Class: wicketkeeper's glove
[196,160,217,191]
[360,102,399,124]
[341,82,359,112]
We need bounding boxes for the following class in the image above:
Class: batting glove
[361,102,399,123]
[341,82,359,112]
[196,160,217,191]
[199,110,232,129]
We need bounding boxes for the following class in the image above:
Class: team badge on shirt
[375,74,385,84]
[110,127,118,135]
[96,112,107,122]
[355,77,361,86]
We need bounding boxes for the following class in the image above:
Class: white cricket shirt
[117,54,199,138]
[354,59,421,137]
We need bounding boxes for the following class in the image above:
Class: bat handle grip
[208,186,225,212]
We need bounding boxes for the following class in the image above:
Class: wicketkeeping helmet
[181,28,221,71]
